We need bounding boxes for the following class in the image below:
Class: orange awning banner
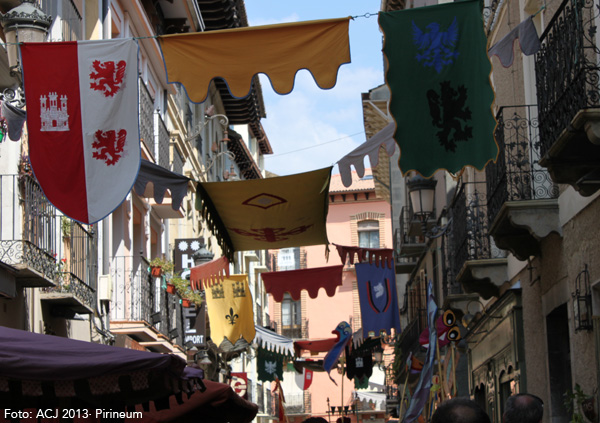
[196,167,332,262]
[158,18,350,102]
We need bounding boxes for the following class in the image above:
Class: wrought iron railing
[442,227,462,297]
[266,389,275,416]
[38,0,82,41]
[156,113,170,169]
[110,255,154,323]
[399,206,420,247]
[139,79,155,156]
[486,105,559,226]
[0,174,61,281]
[285,393,308,414]
[450,184,506,277]
[172,144,184,175]
[535,0,600,158]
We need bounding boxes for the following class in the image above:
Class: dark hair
[302,418,328,423]
[432,398,491,423]
[503,393,544,423]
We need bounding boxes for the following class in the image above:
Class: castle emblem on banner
[40,92,69,132]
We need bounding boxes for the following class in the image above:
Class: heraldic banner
[257,347,284,382]
[21,39,141,224]
[379,0,498,177]
[355,262,401,338]
[205,274,256,347]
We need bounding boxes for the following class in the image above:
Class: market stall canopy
[196,167,332,262]
[128,380,258,423]
[0,326,202,409]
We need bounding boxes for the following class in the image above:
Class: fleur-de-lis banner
[379,0,498,177]
[257,347,284,383]
[205,274,255,347]
[21,40,141,224]
[196,167,331,262]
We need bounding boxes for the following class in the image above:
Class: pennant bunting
[323,321,352,384]
[205,274,256,347]
[190,256,231,291]
[355,262,401,337]
[158,18,350,103]
[379,0,498,177]
[254,325,295,356]
[335,244,394,269]
[257,348,284,382]
[488,16,541,67]
[21,39,141,224]
[404,282,437,423]
[261,265,343,301]
[196,167,332,262]
[336,122,396,187]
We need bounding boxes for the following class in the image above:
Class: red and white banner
[21,39,140,224]
[295,366,313,390]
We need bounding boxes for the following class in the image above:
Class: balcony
[450,184,507,299]
[284,392,310,415]
[109,255,184,354]
[486,105,561,261]
[0,174,61,290]
[40,221,97,316]
[395,206,424,274]
[535,0,600,195]
[139,80,155,158]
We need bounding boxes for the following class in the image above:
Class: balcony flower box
[166,283,176,294]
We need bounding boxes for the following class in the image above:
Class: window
[358,220,380,248]
[281,293,302,338]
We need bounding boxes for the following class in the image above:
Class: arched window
[358,220,380,248]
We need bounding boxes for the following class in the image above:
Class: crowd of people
[300,392,544,423]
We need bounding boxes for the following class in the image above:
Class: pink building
[268,169,393,423]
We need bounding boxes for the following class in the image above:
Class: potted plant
[149,256,174,277]
[171,274,204,307]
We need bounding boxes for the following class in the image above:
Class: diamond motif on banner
[90,60,127,97]
[40,93,69,132]
[242,193,287,209]
[92,129,127,165]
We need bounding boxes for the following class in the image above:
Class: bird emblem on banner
[323,321,352,384]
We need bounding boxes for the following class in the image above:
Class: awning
[128,380,258,423]
[134,159,190,211]
[261,264,343,301]
[0,326,202,409]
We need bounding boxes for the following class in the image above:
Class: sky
[244,1,385,177]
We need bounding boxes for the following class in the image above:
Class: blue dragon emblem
[412,17,460,73]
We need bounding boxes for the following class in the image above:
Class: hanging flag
[488,16,540,67]
[158,18,350,103]
[257,347,284,382]
[323,321,352,384]
[404,281,438,423]
[294,365,314,390]
[345,351,374,382]
[273,377,289,423]
[204,274,256,347]
[196,167,331,262]
[261,265,343,301]
[336,122,396,188]
[229,372,249,399]
[355,262,401,338]
[379,1,498,177]
[419,309,462,348]
[21,39,141,224]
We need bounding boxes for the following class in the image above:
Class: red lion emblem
[89,60,126,97]
[92,129,127,166]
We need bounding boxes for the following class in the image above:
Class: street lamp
[0,0,52,77]
[406,174,437,235]
[192,243,214,266]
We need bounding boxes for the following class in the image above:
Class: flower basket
[166,283,176,294]
[181,298,191,308]
[151,266,162,277]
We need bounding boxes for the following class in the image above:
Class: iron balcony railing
[535,0,600,158]
[156,113,170,169]
[486,105,559,225]
[139,79,155,156]
[285,393,309,414]
[111,255,154,323]
[450,184,506,278]
[0,174,61,281]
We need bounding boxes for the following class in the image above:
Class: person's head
[431,398,490,423]
[503,393,544,423]
[301,418,328,423]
